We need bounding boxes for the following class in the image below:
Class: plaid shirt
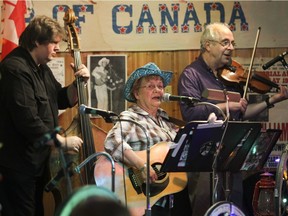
[104,104,178,161]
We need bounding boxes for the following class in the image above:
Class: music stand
[240,129,282,171]
[215,121,262,172]
[161,121,263,173]
[161,121,224,172]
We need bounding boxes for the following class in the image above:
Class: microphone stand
[53,134,73,195]
[80,109,152,215]
[75,152,116,192]
[194,102,227,122]
[210,92,230,204]
[280,57,288,71]
[111,117,152,216]
[189,99,229,204]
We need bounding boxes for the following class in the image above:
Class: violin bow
[243,27,261,99]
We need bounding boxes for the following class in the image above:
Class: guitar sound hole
[152,162,166,180]
[141,162,169,197]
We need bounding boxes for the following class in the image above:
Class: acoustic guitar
[94,142,187,216]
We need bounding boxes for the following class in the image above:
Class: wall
[57,47,287,132]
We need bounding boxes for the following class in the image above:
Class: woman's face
[134,75,164,113]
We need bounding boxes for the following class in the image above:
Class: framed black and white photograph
[87,54,127,116]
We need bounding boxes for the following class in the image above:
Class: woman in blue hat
[102,62,191,216]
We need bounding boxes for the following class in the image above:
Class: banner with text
[1,1,288,52]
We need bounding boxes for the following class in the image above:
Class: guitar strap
[167,116,186,127]
[158,109,186,128]
[109,115,185,157]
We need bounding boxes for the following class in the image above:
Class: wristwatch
[265,97,274,109]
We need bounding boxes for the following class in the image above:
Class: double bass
[47,9,107,213]
[63,8,96,185]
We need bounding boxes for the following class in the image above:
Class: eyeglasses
[140,84,164,91]
[209,39,236,48]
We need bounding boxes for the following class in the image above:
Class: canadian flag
[1,0,26,60]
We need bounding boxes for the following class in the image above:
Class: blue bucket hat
[124,62,173,102]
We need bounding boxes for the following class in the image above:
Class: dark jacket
[0,47,72,175]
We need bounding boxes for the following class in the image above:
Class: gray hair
[200,22,230,52]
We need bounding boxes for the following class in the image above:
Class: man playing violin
[178,22,288,215]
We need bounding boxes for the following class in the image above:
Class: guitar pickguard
[128,162,169,196]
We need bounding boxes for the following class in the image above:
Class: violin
[219,59,279,94]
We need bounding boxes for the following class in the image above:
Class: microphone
[44,162,75,192]
[34,126,62,148]
[262,51,288,70]
[79,104,118,123]
[162,93,200,105]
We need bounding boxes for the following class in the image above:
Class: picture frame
[87,54,127,116]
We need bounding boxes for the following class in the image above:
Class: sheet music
[161,121,225,172]
[177,140,190,167]
[172,134,187,157]
[176,122,224,168]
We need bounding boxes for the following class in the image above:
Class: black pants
[149,188,192,216]
[171,187,192,216]
[0,166,46,216]
[150,205,171,216]
[187,171,245,216]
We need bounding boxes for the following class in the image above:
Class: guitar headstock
[63,9,80,53]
